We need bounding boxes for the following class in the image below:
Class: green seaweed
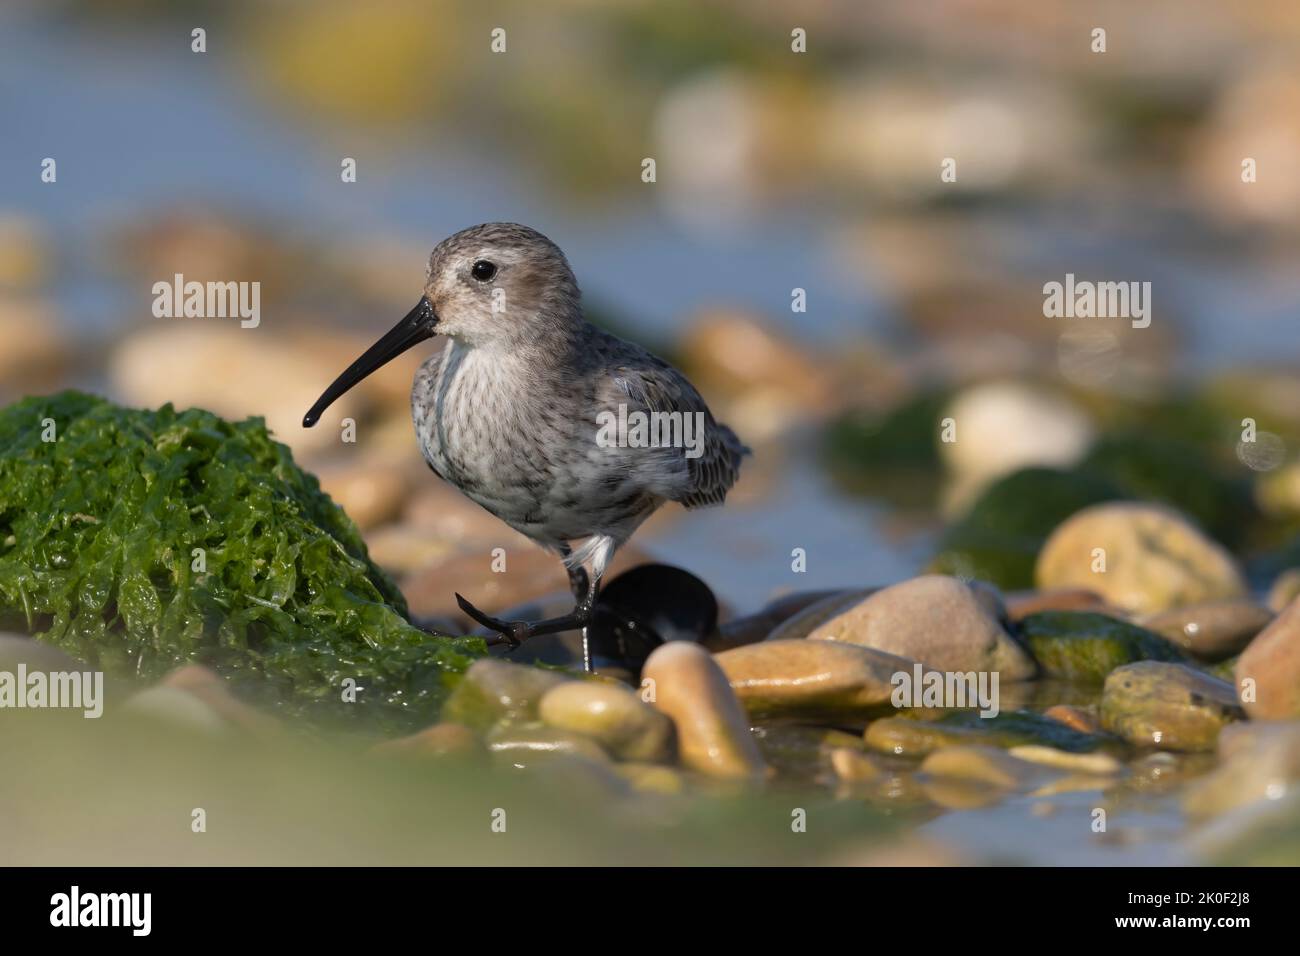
[0,391,483,729]
[1018,611,1188,682]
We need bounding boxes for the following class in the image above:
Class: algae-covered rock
[1100,661,1243,752]
[441,658,571,732]
[863,709,1108,758]
[1018,611,1187,682]
[0,391,482,728]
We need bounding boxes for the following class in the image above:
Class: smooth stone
[538,681,674,762]
[0,298,68,394]
[1007,745,1122,775]
[371,722,480,757]
[485,723,609,763]
[920,777,1012,810]
[1267,568,1300,614]
[764,589,873,642]
[714,639,914,715]
[314,456,411,530]
[1236,596,1300,719]
[1035,502,1247,615]
[1101,661,1243,752]
[108,325,375,459]
[708,589,848,651]
[1184,721,1300,819]
[1017,611,1187,682]
[807,575,1036,680]
[1139,600,1273,662]
[864,710,1105,758]
[642,643,767,781]
[920,745,1047,790]
[677,310,834,434]
[939,381,1094,486]
[440,659,571,732]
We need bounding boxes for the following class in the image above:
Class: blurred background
[3,0,1300,621]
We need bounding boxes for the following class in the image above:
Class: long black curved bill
[303,297,437,428]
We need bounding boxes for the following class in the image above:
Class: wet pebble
[1007,744,1122,775]
[715,639,913,716]
[1101,661,1243,752]
[485,723,609,763]
[1139,599,1272,662]
[642,643,767,781]
[538,680,674,762]
[920,744,1047,790]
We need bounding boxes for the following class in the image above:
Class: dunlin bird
[304,223,748,669]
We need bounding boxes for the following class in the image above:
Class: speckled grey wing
[603,351,750,509]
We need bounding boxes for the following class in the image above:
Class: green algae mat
[0,391,482,729]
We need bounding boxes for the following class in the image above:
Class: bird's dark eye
[471,260,497,282]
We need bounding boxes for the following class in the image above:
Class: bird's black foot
[455,593,593,650]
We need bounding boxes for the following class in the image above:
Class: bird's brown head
[304,222,579,427]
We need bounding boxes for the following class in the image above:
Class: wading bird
[304,223,747,669]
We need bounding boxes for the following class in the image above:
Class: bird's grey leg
[457,545,600,671]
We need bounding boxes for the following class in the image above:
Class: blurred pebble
[1036,502,1247,614]
[1139,599,1272,661]
[1236,595,1300,719]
